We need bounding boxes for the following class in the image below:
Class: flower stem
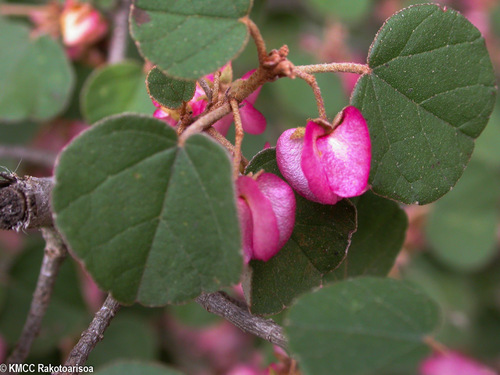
[230,99,244,179]
[294,69,327,121]
[241,17,267,65]
[296,62,371,75]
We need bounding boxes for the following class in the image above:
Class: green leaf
[94,361,183,375]
[0,18,74,122]
[328,191,408,281]
[243,149,357,315]
[146,67,196,109]
[286,277,441,375]
[308,0,371,23]
[426,160,500,271]
[81,62,155,124]
[351,4,496,204]
[130,0,252,80]
[53,114,242,306]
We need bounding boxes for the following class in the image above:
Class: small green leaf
[53,115,242,306]
[328,192,408,280]
[426,160,500,271]
[286,277,441,375]
[130,0,252,80]
[147,67,196,109]
[81,61,154,124]
[0,18,74,122]
[243,149,357,315]
[351,4,496,204]
[94,361,183,375]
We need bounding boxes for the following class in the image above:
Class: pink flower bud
[420,351,497,375]
[60,0,108,47]
[276,106,371,205]
[237,173,295,262]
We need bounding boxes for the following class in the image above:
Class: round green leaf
[328,191,408,281]
[130,0,252,80]
[243,149,357,315]
[53,115,242,306]
[147,67,196,109]
[94,361,183,375]
[0,18,74,122]
[426,160,500,271]
[286,277,441,375]
[351,4,496,204]
[81,61,155,124]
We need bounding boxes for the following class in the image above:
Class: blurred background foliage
[1,0,500,373]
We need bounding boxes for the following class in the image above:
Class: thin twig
[0,3,44,16]
[58,295,121,373]
[296,62,371,75]
[0,145,57,168]
[196,292,288,351]
[179,103,231,145]
[230,99,244,178]
[212,71,222,106]
[242,17,268,65]
[197,77,212,103]
[294,69,327,121]
[107,0,131,64]
[6,227,68,365]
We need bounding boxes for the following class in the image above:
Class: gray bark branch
[107,0,131,64]
[6,227,68,365]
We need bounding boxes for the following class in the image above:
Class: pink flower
[276,106,371,205]
[60,0,108,47]
[237,173,295,262]
[420,351,497,375]
[153,65,266,135]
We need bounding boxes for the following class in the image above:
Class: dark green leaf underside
[286,277,440,375]
[351,4,496,204]
[53,115,241,306]
[328,191,408,281]
[147,67,196,109]
[130,0,252,80]
[0,18,73,121]
[243,149,357,315]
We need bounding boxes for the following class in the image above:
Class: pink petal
[255,173,295,249]
[153,109,177,127]
[212,114,234,136]
[315,106,371,197]
[237,176,280,262]
[237,197,254,263]
[302,122,341,204]
[276,128,318,202]
[240,102,266,135]
[420,351,497,375]
[245,86,262,106]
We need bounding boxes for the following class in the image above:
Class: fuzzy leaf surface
[147,67,196,109]
[286,277,440,375]
[53,115,241,306]
[351,4,496,204]
[130,0,252,80]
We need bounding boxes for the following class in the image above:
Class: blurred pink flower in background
[420,351,498,375]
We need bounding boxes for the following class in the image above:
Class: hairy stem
[0,3,44,16]
[198,77,212,104]
[230,99,244,179]
[6,227,68,365]
[242,17,268,65]
[196,292,288,351]
[296,62,371,75]
[58,295,121,373]
[294,69,327,121]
